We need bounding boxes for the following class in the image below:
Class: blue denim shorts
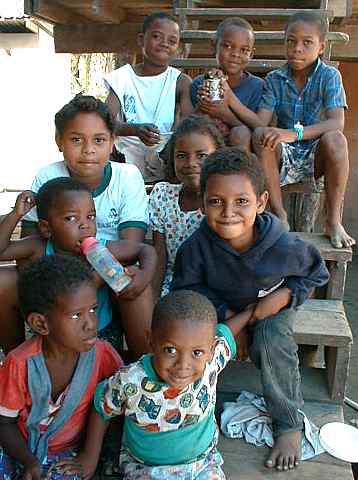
[280,141,321,189]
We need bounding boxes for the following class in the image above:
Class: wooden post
[325,344,351,402]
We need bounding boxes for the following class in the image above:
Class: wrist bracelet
[294,122,304,141]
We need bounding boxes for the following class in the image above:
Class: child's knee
[252,311,295,355]
[229,125,252,150]
[0,266,18,303]
[252,127,266,153]
[320,130,348,156]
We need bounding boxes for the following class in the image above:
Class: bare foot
[103,460,120,476]
[326,223,356,249]
[265,430,301,471]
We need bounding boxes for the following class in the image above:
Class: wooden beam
[352,0,358,15]
[181,30,349,43]
[118,1,170,7]
[25,0,91,24]
[328,0,350,17]
[0,33,39,49]
[332,24,358,59]
[54,23,139,53]
[172,58,286,71]
[175,7,335,19]
[24,19,40,34]
[171,57,338,70]
[54,1,127,24]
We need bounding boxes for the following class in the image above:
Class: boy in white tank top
[104,12,193,182]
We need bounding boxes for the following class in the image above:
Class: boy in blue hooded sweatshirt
[172,147,329,472]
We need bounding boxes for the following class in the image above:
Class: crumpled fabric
[220,390,324,460]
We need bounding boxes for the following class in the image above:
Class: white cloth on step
[220,390,324,460]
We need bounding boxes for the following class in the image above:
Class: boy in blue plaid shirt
[253,12,355,249]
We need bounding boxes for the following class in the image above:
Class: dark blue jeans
[248,308,304,437]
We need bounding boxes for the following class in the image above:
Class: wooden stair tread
[184,0,349,18]
[181,29,349,43]
[218,362,330,401]
[219,402,353,479]
[171,58,338,70]
[175,7,334,19]
[294,299,352,346]
[294,233,352,262]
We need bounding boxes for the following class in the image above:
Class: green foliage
[71,53,119,101]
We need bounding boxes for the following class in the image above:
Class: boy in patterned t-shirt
[93,290,253,479]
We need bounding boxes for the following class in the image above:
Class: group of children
[0,7,353,480]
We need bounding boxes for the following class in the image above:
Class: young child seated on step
[22,94,148,242]
[191,18,264,151]
[0,177,156,358]
[0,94,151,357]
[0,255,123,479]
[148,115,224,298]
[253,11,355,248]
[105,12,193,182]
[93,289,257,479]
[172,147,329,471]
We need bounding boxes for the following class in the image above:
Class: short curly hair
[55,94,115,136]
[36,177,92,221]
[151,290,217,334]
[141,12,178,34]
[285,12,328,40]
[18,255,95,318]
[165,115,225,182]
[215,17,255,48]
[200,147,266,197]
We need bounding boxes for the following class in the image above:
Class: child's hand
[14,191,36,218]
[219,77,233,98]
[249,288,292,325]
[197,95,231,121]
[135,123,161,146]
[53,453,97,480]
[260,127,296,150]
[117,265,150,300]
[236,326,250,362]
[213,118,231,137]
[23,459,42,480]
[206,68,226,79]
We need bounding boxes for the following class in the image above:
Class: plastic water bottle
[0,347,5,366]
[81,237,131,293]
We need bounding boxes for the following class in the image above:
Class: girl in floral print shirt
[149,115,224,298]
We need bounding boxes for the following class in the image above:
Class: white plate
[319,422,358,462]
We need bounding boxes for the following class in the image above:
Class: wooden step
[294,234,352,301]
[219,299,352,402]
[294,233,352,263]
[218,401,353,479]
[293,299,351,347]
[171,57,338,71]
[181,29,349,43]
[183,0,349,18]
[219,362,331,403]
[175,7,334,20]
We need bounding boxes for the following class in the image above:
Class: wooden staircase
[172,0,350,72]
[171,0,350,233]
[169,3,354,478]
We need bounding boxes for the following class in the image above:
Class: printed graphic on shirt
[96,335,232,433]
[123,94,136,122]
[164,408,182,424]
[138,395,161,420]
